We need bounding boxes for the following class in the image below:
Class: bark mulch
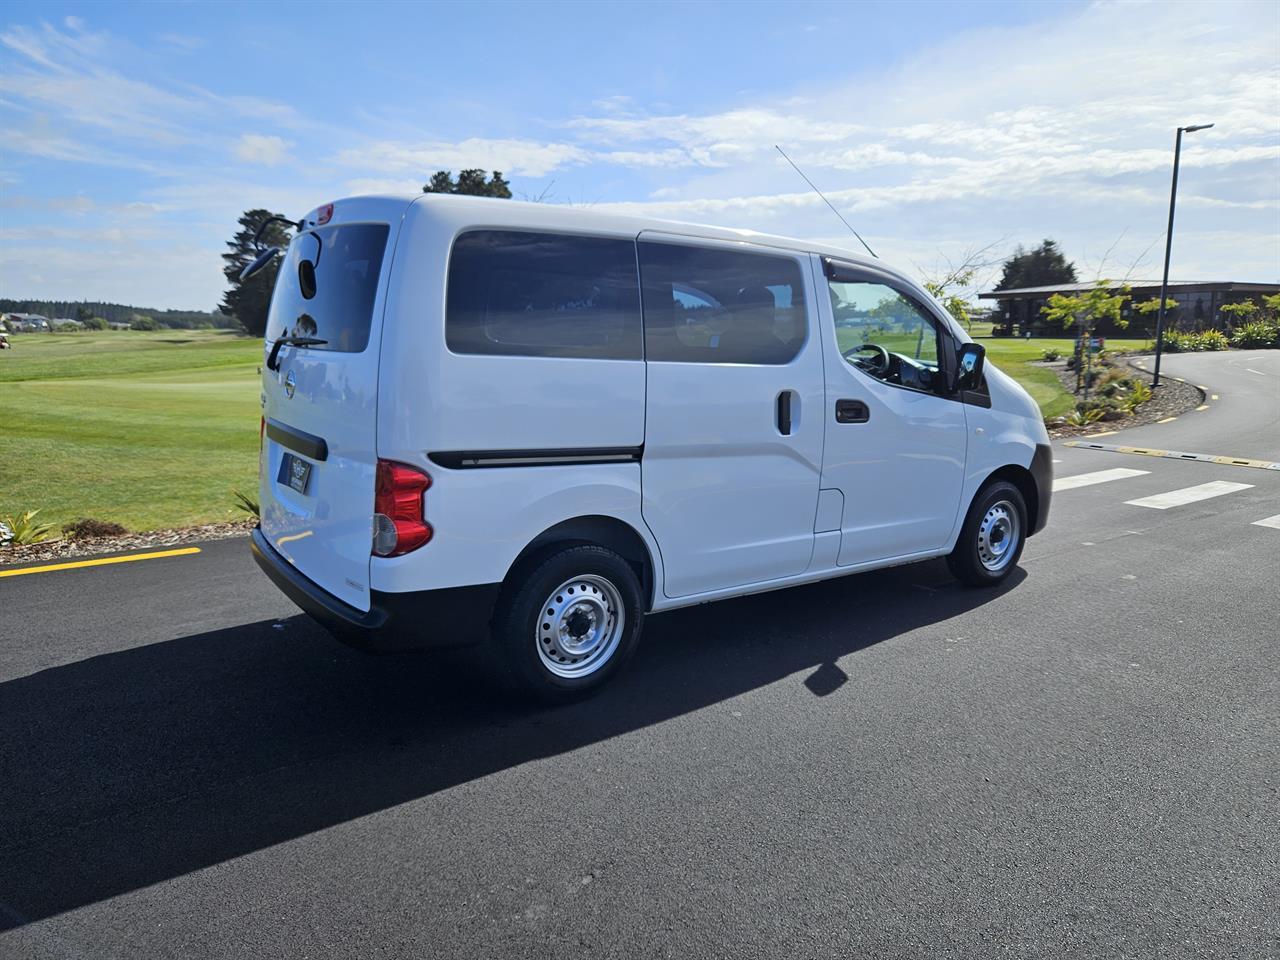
[0,519,256,567]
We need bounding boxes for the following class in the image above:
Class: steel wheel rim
[977,500,1020,572]
[535,574,625,679]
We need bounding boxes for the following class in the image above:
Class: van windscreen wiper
[267,335,328,371]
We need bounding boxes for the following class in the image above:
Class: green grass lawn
[980,336,1151,418]
[1,327,1154,536]
[1,330,263,533]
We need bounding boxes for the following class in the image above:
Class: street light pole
[1152,122,1214,388]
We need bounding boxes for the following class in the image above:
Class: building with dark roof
[978,280,1280,337]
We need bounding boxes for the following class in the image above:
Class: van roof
[330,192,886,273]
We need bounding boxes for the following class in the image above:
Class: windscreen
[268,222,390,352]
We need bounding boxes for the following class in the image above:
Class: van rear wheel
[947,480,1027,587]
[491,544,644,701]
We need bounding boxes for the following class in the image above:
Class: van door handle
[776,390,793,436]
[835,399,870,424]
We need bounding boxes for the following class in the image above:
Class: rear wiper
[267,335,328,372]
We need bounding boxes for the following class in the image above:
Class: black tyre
[491,544,645,702]
[947,480,1027,587]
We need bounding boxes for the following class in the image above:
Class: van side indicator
[429,447,643,470]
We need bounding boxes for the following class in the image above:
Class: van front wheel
[492,544,644,701]
[947,480,1027,587]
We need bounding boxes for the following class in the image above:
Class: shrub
[1199,329,1229,351]
[1230,320,1280,349]
[1164,328,1235,352]
[1041,349,1061,361]
[1097,368,1127,388]
[81,316,109,331]
[233,490,260,518]
[62,518,128,539]
[1066,406,1107,426]
[1124,380,1153,411]
[0,510,57,546]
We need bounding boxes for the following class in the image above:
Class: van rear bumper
[250,527,498,652]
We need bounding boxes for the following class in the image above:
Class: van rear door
[259,201,402,612]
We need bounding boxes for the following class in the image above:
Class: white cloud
[334,138,590,178]
[580,1,1280,283]
[2,1,1276,308]
[234,133,291,166]
[0,20,305,154]
[344,177,426,196]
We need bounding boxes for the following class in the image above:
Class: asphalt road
[1,351,1277,959]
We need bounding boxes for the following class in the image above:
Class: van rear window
[446,230,642,360]
[269,223,389,353]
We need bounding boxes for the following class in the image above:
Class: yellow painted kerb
[0,546,201,578]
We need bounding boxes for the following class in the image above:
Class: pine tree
[221,209,293,337]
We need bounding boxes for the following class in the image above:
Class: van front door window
[829,280,941,393]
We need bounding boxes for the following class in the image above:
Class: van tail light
[373,459,432,556]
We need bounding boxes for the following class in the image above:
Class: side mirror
[240,246,281,282]
[956,342,986,391]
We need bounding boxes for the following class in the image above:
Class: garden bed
[1041,358,1203,438]
[0,519,255,567]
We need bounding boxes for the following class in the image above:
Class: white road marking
[1125,480,1254,510]
[1246,368,1266,376]
[1252,514,1280,530]
[1053,468,1150,492]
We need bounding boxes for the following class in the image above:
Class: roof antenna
[775,144,877,258]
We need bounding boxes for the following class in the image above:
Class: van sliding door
[638,233,824,599]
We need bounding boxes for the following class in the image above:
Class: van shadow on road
[0,560,1020,929]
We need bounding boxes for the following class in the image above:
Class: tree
[995,239,1078,291]
[1041,281,1130,397]
[423,169,512,198]
[75,305,94,322]
[993,239,1078,333]
[128,314,158,331]
[1219,300,1259,323]
[221,209,293,337]
[917,239,1006,331]
[81,316,108,330]
[1133,297,1178,335]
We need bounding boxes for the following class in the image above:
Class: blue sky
[1,0,1277,310]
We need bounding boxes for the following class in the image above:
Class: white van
[250,194,1051,699]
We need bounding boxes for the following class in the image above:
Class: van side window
[829,280,943,393]
[447,231,642,360]
[639,242,807,364]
